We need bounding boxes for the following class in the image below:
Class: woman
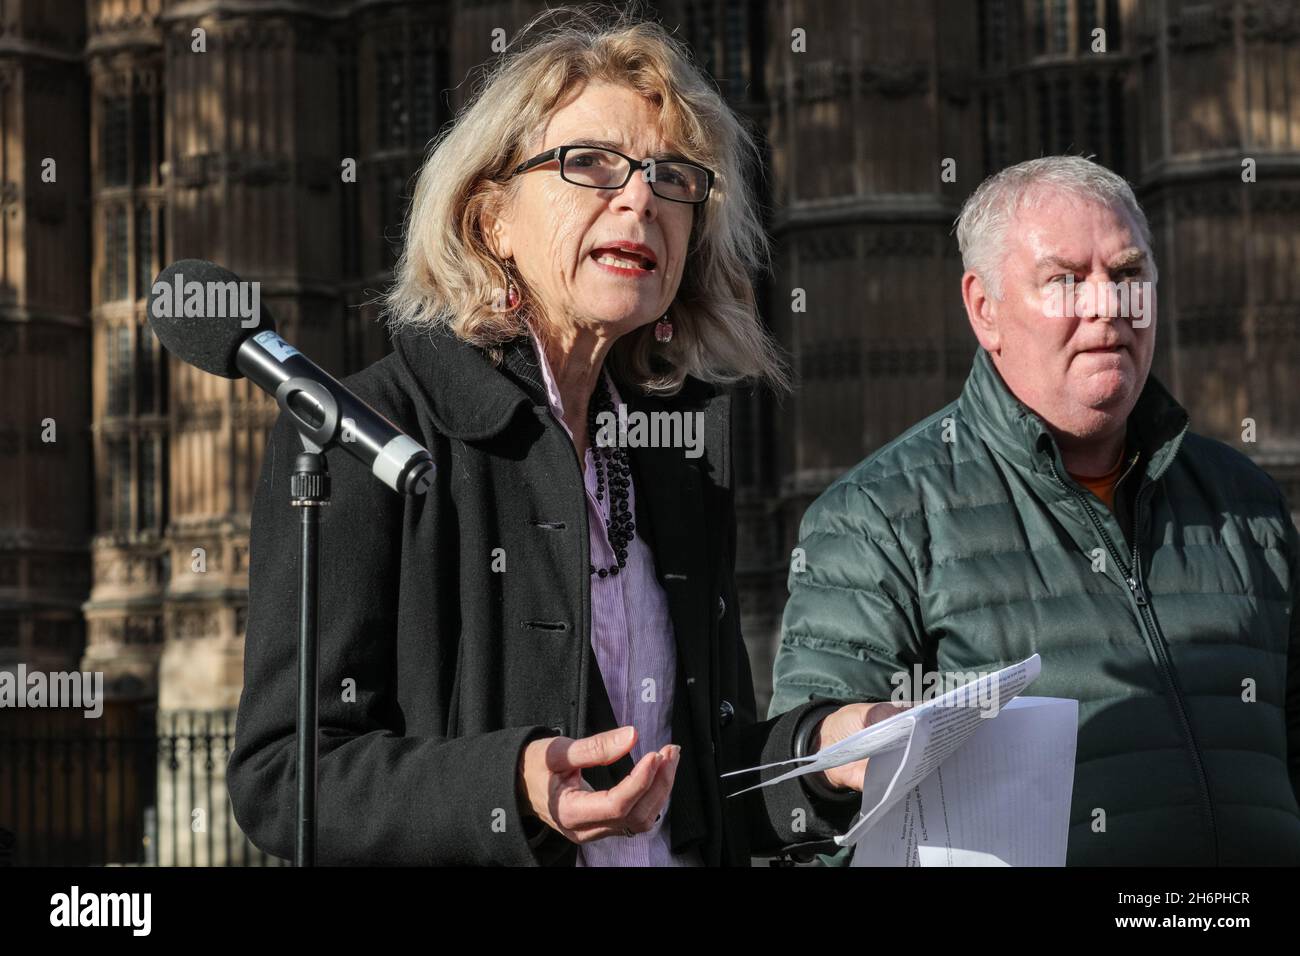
[228,5,889,866]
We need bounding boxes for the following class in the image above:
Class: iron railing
[0,704,284,866]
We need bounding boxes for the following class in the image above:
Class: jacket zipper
[1047,452,1218,862]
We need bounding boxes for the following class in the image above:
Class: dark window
[156,90,166,179]
[1036,80,1051,152]
[1108,73,1126,172]
[1105,0,1121,49]
[979,0,1007,70]
[108,439,132,533]
[724,0,746,99]
[101,96,129,187]
[982,93,993,170]
[1051,0,1070,53]
[157,332,168,416]
[1078,0,1098,52]
[687,3,718,79]
[1034,0,1048,55]
[108,325,132,416]
[379,20,445,151]
[139,435,160,530]
[133,92,153,186]
[103,205,128,302]
[746,0,766,100]
[410,23,438,148]
[157,207,166,286]
[376,28,407,150]
[1083,74,1103,154]
[983,91,1008,173]
[135,204,153,300]
[136,323,157,415]
[1055,76,1073,150]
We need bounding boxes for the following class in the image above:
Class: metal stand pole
[290,450,329,867]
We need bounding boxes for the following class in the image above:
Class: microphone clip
[275,376,340,451]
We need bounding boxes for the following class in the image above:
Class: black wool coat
[226,325,858,865]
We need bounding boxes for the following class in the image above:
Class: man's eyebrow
[1107,248,1147,269]
[1033,250,1148,273]
[571,138,689,162]
[1034,255,1089,273]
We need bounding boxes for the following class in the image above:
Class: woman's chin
[573,307,657,335]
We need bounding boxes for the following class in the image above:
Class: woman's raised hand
[517,726,680,843]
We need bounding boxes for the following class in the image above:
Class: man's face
[967,192,1158,445]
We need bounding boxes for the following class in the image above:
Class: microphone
[147,259,434,495]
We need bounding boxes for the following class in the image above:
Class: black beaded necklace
[586,376,635,577]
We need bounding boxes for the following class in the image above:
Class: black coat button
[718,700,734,726]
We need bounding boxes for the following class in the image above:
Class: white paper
[833,655,1042,846]
[850,696,1078,866]
[724,654,1079,866]
[724,654,1040,801]
[721,709,916,791]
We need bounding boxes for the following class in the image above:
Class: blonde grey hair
[954,155,1154,300]
[384,3,787,395]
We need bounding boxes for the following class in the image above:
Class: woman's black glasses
[512,144,714,204]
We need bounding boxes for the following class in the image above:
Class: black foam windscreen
[146,259,276,378]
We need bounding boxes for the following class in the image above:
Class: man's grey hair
[954,155,1154,300]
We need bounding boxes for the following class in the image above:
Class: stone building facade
[1,0,1296,725]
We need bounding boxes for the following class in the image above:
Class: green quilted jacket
[770,347,1300,865]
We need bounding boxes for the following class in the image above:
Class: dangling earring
[654,313,673,343]
[499,259,521,312]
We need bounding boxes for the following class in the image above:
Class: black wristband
[793,701,860,805]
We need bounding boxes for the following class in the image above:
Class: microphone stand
[144,266,437,868]
[258,362,431,865]
[272,376,341,868]
[289,445,328,867]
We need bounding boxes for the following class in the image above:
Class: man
[770,155,1300,865]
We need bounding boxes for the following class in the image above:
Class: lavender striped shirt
[530,334,700,867]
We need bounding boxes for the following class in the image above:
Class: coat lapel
[625,440,712,724]
[622,389,716,853]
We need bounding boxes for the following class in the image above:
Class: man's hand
[517,726,681,843]
[811,702,911,791]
